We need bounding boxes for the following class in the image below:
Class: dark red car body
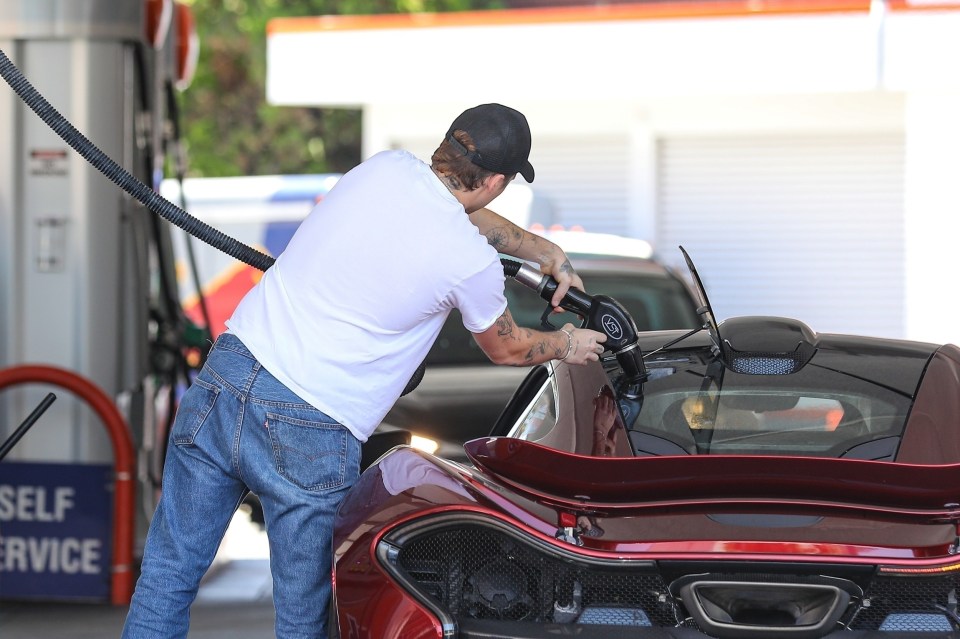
[332,290,960,638]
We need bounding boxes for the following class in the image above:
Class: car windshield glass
[628,354,913,457]
[426,273,699,367]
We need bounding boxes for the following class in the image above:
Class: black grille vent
[850,574,960,631]
[730,352,805,375]
[391,524,679,627]
[383,520,960,635]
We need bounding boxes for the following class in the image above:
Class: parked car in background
[379,229,701,461]
[332,248,960,638]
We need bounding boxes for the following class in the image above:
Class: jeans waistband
[213,332,256,360]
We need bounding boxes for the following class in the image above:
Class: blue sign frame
[0,461,113,600]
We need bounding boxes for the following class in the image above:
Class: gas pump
[0,0,200,603]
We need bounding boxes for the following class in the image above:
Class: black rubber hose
[0,47,275,273]
[166,78,214,340]
[500,257,521,277]
[0,47,439,398]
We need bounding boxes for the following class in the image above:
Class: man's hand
[559,323,607,365]
[538,250,584,310]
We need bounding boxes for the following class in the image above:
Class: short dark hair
[431,130,497,192]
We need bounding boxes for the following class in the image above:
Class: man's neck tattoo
[434,169,462,192]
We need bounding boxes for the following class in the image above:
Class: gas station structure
[3,0,960,610]
[0,0,199,604]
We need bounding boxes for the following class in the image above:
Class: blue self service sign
[0,461,112,600]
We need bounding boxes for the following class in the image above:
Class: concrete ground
[0,512,276,638]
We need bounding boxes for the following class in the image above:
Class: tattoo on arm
[486,228,509,252]
[524,340,549,364]
[495,312,550,366]
[495,312,517,339]
[510,226,524,249]
[484,225,525,253]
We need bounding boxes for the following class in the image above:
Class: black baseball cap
[445,103,535,183]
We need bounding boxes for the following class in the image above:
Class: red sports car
[331,249,960,639]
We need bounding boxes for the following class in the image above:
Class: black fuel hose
[0,47,275,273]
[500,257,521,278]
[0,47,438,397]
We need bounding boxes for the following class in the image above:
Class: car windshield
[426,272,699,367]
[627,352,913,457]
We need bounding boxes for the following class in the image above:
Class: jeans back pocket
[171,378,220,446]
[266,413,348,491]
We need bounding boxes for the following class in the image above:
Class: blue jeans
[122,333,362,639]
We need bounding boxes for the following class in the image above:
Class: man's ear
[484,173,507,192]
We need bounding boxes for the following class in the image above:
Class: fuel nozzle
[505,259,648,394]
[585,294,648,398]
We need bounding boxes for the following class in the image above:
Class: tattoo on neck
[443,174,462,191]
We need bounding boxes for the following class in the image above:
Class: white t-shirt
[226,150,507,441]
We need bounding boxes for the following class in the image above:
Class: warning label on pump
[29,149,69,176]
[0,461,112,600]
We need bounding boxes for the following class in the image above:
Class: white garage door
[526,136,630,234]
[394,136,630,235]
[657,134,905,338]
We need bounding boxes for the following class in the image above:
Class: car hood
[464,437,960,523]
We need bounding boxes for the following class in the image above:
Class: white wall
[903,92,960,345]
[267,5,960,344]
[268,9,887,105]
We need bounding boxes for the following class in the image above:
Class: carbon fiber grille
[850,575,960,631]
[386,522,960,634]
[392,525,678,626]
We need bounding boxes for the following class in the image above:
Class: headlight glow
[410,435,439,454]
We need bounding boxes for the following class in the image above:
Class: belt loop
[241,360,261,398]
